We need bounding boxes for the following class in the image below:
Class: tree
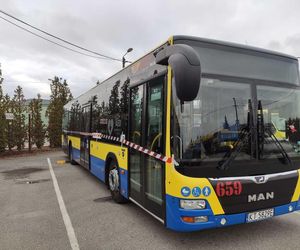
[11,85,26,151]
[47,77,72,147]
[108,80,120,115]
[3,94,11,151]
[119,79,130,132]
[69,101,81,131]
[120,79,130,114]
[29,94,45,149]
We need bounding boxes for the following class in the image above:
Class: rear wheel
[69,144,77,165]
[108,159,127,203]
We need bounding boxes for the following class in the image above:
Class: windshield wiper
[264,128,293,166]
[258,100,293,166]
[218,99,293,170]
[257,100,264,159]
[218,99,254,170]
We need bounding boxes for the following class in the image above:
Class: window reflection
[172,78,251,161]
[172,78,300,163]
[257,86,300,159]
[129,86,143,193]
[146,82,164,205]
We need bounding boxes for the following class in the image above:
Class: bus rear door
[80,105,91,169]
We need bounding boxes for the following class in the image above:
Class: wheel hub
[109,167,119,191]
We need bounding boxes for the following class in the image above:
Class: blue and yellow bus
[62,35,300,232]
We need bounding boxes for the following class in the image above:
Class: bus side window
[146,81,164,153]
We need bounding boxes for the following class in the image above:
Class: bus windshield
[172,78,300,169]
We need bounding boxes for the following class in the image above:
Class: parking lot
[1,151,300,250]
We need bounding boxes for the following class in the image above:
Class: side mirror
[155,44,201,102]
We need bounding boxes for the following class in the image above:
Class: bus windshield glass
[176,38,300,85]
[172,78,300,167]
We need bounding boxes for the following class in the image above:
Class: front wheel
[108,160,127,203]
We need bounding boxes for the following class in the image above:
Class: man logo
[254,176,267,184]
[248,192,274,202]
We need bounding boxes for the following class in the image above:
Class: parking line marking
[47,158,80,250]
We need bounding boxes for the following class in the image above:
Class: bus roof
[65,35,298,109]
[173,35,298,61]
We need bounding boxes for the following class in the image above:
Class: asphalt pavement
[1,151,300,250]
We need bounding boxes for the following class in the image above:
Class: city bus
[62,35,300,232]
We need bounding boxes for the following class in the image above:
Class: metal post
[5,112,14,151]
[8,121,11,151]
[122,48,133,68]
[233,97,239,127]
[28,113,31,152]
[122,57,126,68]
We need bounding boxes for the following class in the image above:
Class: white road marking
[47,158,80,250]
[295,211,300,215]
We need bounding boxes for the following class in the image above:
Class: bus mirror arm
[155,44,201,102]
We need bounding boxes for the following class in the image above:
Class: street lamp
[122,48,133,68]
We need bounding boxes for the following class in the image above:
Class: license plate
[246,208,274,223]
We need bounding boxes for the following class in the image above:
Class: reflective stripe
[63,130,173,164]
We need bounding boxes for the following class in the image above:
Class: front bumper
[166,194,300,232]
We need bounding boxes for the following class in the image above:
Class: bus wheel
[108,160,127,203]
[69,145,77,165]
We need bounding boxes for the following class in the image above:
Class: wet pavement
[1,151,300,250]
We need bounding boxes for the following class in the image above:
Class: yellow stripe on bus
[291,169,300,202]
[90,140,128,170]
[68,135,80,150]
[165,65,172,157]
[164,35,173,158]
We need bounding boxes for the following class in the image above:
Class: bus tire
[69,144,77,165]
[108,159,127,203]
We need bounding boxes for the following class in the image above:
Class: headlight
[180,199,206,210]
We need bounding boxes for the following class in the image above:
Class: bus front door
[129,75,166,220]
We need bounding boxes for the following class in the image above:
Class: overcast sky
[0,0,300,99]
